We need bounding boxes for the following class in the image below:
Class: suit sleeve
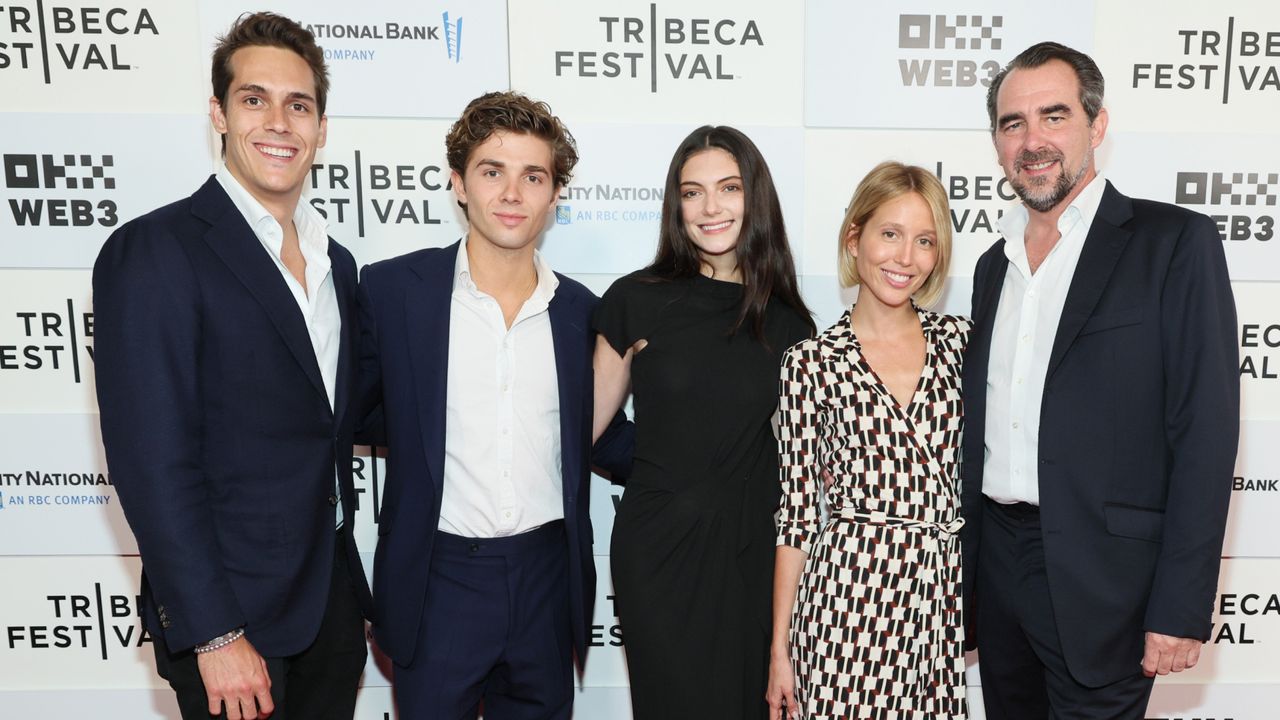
[1144,212,1239,640]
[353,265,387,446]
[92,223,244,652]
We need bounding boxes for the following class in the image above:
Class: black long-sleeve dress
[594,270,811,719]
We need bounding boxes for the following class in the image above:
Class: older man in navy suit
[357,92,631,720]
[961,42,1239,720]
[94,13,371,720]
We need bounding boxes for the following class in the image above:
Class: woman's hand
[766,652,801,720]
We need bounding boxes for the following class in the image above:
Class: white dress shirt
[439,239,564,538]
[216,165,344,526]
[983,174,1108,505]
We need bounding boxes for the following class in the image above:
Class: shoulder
[362,245,448,282]
[923,309,972,349]
[95,193,202,278]
[784,312,849,366]
[551,272,600,316]
[599,268,674,306]
[1128,196,1218,240]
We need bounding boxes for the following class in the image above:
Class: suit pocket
[1079,310,1143,336]
[1104,503,1164,542]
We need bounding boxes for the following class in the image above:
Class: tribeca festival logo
[553,4,765,92]
[0,4,159,83]
[930,160,1014,235]
[897,14,1004,88]
[0,300,94,382]
[307,152,454,239]
[1240,320,1278,381]
[305,11,460,64]
[3,153,119,228]
[350,447,386,526]
[1176,170,1276,244]
[1132,17,1279,101]
[556,180,663,226]
[5,584,149,658]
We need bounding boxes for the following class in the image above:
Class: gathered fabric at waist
[827,507,964,538]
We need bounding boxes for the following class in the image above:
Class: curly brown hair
[445,92,578,198]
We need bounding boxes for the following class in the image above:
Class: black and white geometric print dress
[776,306,971,719]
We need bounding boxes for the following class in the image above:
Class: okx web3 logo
[3,153,119,228]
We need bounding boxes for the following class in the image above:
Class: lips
[698,219,734,233]
[256,143,297,160]
[881,268,913,288]
[494,212,527,228]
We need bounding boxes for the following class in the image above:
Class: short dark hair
[649,126,814,341]
[986,41,1105,133]
[211,12,329,143]
[445,91,578,205]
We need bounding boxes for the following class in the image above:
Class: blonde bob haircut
[836,161,952,308]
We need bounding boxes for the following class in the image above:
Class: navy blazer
[94,177,374,656]
[960,181,1239,687]
[357,241,631,667]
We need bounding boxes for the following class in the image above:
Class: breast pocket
[1078,310,1143,337]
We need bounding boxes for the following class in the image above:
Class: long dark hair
[648,125,814,340]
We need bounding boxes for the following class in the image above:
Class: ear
[451,169,468,208]
[1089,107,1109,149]
[845,224,861,258]
[550,183,563,208]
[318,114,328,150]
[209,95,228,135]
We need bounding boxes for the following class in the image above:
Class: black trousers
[153,531,368,720]
[393,520,573,720]
[976,498,1154,720]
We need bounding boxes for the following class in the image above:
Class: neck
[465,233,538,296]
[226,165,300,229]
[850,292,918,338]
[699,253,742,283]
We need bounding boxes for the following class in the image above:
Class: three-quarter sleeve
[776,341,824,555]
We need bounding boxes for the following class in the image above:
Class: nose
[500,175,522,203]
[894,238,916,266]
[264,102,289,133]
[702,190,721,215]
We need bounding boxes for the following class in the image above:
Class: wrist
[194,627,245,654]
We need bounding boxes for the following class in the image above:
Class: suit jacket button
[328,494,339,506]
[160,619,171,629]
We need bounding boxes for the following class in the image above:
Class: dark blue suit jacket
[356,241,631,667]
[960,181,1239,686]
[93,177,374,656]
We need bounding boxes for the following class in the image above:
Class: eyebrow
[999,102,1074,128]
[476,159,550,175]
[234,84,316,103]
[680,175,742,186]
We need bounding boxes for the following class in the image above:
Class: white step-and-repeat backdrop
[2,1,1277,717]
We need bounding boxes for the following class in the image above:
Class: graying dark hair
[986,41,1105,133]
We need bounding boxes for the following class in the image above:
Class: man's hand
[195,635,274,719]
[1141,631,1202,677]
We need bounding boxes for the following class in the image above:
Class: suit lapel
[548,281,584,503]
[331,246,355,431]
[1045,182,1134,381]
[192,178,329,405]
[405,243,458,492]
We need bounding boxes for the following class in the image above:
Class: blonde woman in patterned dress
[767,162,970,720]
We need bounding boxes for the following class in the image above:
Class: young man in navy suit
[357,92,631,719]
[94,12,372,720]
[961,42,1238,719]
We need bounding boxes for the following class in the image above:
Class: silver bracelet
[193,627,245,654]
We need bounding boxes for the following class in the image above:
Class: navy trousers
[393,521,573,720]
[977,499,1155,720]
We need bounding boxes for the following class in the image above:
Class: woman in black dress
[592,126,814,719]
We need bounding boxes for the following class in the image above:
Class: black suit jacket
[356,241,632,667]
[960,181,1239,687]
[93,177,374,655]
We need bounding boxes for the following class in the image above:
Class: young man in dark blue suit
[961,42,1239,719]
[94,12,372,720]
[357,92,631,719]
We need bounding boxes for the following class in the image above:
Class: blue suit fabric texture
[356,241,631,714]
[93,176,374,658]
[960,181,1239,690]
